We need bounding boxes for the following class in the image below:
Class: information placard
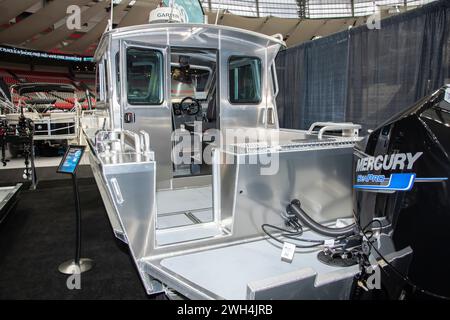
[57,145,85,174]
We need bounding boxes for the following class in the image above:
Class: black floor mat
[0,178,165,300]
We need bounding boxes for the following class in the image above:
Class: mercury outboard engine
[354,85,450,299]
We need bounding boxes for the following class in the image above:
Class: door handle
[124,112,135,123]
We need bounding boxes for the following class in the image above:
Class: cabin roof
[95,23,285,60]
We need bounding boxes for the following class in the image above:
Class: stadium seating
[0,68,95,109]
[0,69,20,86]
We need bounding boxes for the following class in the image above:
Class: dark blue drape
[276,0,450,132]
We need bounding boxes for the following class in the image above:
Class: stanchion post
[57,145,94,274]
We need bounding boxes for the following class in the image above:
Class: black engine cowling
[354,85,450,299]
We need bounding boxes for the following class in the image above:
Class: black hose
[288,199,355,237]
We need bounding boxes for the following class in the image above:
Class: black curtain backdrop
[276,0,450,132]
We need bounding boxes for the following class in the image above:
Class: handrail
[122,130,141,153]
[94,129,152,159]
[308,122,357,133]
[139,130,151,154]
[271,63,279,97]
[271,33,284,42]
[317,124,361,139]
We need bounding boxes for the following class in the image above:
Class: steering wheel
[180,96,201,116]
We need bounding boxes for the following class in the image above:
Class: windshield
[170,49,215,102]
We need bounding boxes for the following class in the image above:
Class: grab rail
[318,124,360,139]
[121,130,141,153]
[139,130,151,154]
[308,122,361,139]
[95,129,152,160]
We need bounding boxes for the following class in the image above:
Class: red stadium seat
[54,102,75,110]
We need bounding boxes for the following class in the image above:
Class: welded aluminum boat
[81,23,404,300]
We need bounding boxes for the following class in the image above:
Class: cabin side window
[228,56,262,104]
[126,47,163,105]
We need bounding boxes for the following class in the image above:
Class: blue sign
[354,173,447,193]
[58,146,85,174]
[0,45,93,62]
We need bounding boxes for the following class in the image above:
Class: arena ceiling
[0,0,398,56]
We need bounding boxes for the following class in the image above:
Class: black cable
[357,215,450,300]
[270,223,323,243]
[261,224,324,249]
[262,223,303,236]
[290,219,303,230]
[282,234,328,243]
[278,203,449,299]
[363,219,383,232]
[262,223,326,243]
[362,219,383,241]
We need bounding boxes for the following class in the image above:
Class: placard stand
[57,145,94,274]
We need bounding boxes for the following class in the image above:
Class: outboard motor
[354,85,450,299]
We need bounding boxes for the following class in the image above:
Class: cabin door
[119,40,172,189]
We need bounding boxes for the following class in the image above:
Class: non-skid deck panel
[190,209,214,223]
[157,214,194,229]
[160,235,354,300]
[156,210,214,229]
[156,186,212,215]
[156,222,222,246]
